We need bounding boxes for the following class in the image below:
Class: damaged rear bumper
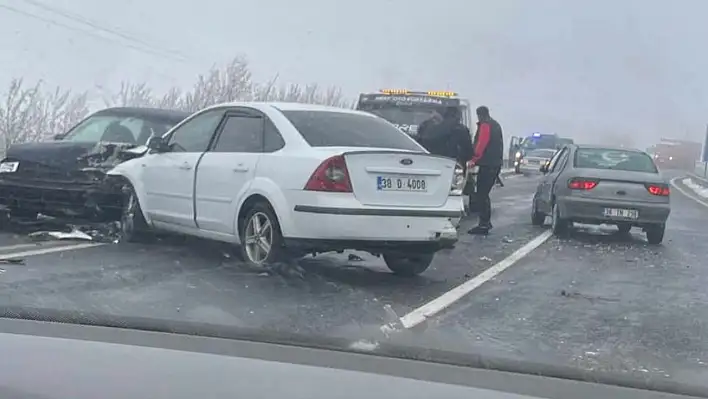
[0,175,124,222]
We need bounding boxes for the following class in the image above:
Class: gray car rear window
[573,148,658,173]
[281,110,424,151]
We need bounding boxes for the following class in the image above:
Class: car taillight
[304,155,353,192]
[568,178,598,190]
[645,184,670,196]
[450,163,466,195]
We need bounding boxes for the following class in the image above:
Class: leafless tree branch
[0,56,350,152]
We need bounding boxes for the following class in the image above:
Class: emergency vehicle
[508,132,574,173]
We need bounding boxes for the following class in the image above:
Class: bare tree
[114,57,351,110]
[0,56,351,153]
[0,79,88,152]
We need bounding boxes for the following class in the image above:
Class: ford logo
[400,158,413,165]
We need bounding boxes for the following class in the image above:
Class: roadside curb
[670,176,708,208]
[687,172,708,185]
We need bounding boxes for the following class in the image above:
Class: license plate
[527,159,539,164]
[604,208,638,219]
[376,175,428,192]
[0,162,19,173]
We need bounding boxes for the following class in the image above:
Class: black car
[0,107,190,223]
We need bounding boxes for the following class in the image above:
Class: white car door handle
[233,164,249,172]
[178,163,192,170]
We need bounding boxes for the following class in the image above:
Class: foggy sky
[1,0,706,148]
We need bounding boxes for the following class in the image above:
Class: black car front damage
[0,141,147,222]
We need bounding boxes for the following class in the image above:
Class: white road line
[398,230,553,329]
[0,242,104,260]
[670,177,708,209]
[0,243,45,252]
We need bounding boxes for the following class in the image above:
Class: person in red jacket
[467,106,504,235]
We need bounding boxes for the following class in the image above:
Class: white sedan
[107,102,465,276]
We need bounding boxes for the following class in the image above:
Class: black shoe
[468,225,490,235]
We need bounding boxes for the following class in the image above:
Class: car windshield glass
[281,110,424,151]
[62,114,178,145]
[574,148,659,173]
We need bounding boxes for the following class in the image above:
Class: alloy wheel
[244,212,273,264]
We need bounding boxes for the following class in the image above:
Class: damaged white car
[108,102,465,276]
[0,107,190,224]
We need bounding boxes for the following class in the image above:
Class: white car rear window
[281,110,424,151]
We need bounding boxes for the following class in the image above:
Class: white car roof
[200,101,373,117]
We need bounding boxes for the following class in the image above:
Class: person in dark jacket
[416,109,442,143]
[467,105,504,235]
[417,107,473,168]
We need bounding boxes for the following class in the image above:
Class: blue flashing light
[532,132,541,138]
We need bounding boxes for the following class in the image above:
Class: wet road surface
[0,171,707,388]
[403,173,708,388]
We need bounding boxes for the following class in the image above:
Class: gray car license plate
[604,208,639,219]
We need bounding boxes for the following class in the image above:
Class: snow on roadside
[682,178,708,199]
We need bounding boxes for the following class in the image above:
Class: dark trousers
[476,165,501,226]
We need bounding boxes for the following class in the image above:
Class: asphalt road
[0,171,707,389]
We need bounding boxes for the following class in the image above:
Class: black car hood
[4,141,147,171]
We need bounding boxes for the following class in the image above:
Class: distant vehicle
[510,133,574,172]
[354,89,473,136]
[647,138,701,170]
[109,102,465,276]
[0,107,190,223]
[516,148,557,175]
[532,144,670,244]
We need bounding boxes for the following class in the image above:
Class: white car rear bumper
[281,194,463,253]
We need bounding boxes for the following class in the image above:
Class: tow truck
[355,89,473,135]
[508,132,573,173]
[355,89,479,212]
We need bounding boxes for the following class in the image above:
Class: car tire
[383,252,435,277]
[120,183,150,243]
[531,198,545,226]
[551,203,570,236]
[645,224,665,245]
[617,223,632,234]
[239,201,287,267]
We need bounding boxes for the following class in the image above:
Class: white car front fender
[105,157,153,224]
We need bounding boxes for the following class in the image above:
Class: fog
[1,0,706,149]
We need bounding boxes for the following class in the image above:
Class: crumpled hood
[4,141,148,171]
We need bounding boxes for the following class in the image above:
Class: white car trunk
[343,150,455,208]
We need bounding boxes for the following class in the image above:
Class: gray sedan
[531,144,670,244]
[517,148,557,175]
